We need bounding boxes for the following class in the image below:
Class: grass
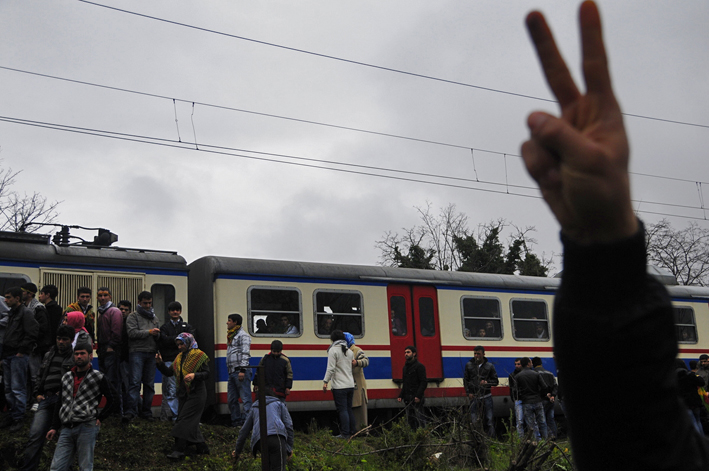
[0,410,574,471]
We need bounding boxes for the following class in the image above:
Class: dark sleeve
[463,362,471,394]
[252,355,266,386]
[415,363,427,399]
[193,358,209,382]
[35,307,52,349]
[555,222,709,470]
[156,361,174,377]
[20,309,40,354]
[47,304,63,337]
[97,374,118,421]
[488,365,499,387]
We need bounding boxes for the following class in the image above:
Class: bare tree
[0,160,61,233]
[646,219,709,286]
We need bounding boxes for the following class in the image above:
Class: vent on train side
[41,269,144,309]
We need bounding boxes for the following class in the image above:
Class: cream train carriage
[188,256,709,416]
[0,230,189,407]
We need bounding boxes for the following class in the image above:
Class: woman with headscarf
[322,329,355,438]
[156,332,210,460]
[64,311,91,348]
[344,332,369,433]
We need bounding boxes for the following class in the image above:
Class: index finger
[579,1,613,97]
[526,10,580,108]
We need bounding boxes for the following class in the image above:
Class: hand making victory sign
[521,1,638,245]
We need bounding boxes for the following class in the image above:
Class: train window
[461,297,502,340]
[511,299,549,341]
[0,273,30,295]
[315,290,363,338]
[390,296,407,337]
[674,307,698,344]
[151,284,175,325]
[249,287,301,336]
[419,297,435,337]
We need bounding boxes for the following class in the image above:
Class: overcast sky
[1,0,708,272]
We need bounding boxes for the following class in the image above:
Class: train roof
[189,255,560,291]
[0,232,187,272]
[190,255,709,300]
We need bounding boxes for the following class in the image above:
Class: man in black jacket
[516,358,547,440]
[22,283,52,407]
[38,285,63,339]
[397,346,427,430]
[509,358,525,437]
[532,357,558,439]
[253,340,293,401]
[20,325,75,471]
[464,345,499,437]
[158,301,194,421]
[1,287,39,431]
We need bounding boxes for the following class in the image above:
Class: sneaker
[30,403,39,413]
[166,451,185,461]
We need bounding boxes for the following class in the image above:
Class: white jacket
[323,340,355,389]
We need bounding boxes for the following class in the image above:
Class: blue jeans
[514,399,525,437]
[21,393,60,471]
[227,369,252,426]
[3,354,30,421]
[127,352,156,418]
[49,422,100,471]
[470,395,496,437]
[523,402,548,440]
[332,388,356,437]
[99,351,123,416]
[160,361,178,420]
[543,400,557,438]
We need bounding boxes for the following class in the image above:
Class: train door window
[674,306,698,343]
[511,299,549,340]
[151,284,175,325]
[249,287,301,336]
[0,273,30,296]
[315,290,363,337]
[462,296,502,339]
[419,297,435,337]
[390,295,407,336]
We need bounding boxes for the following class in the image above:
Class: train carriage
[0,230,189,406]
[189,255,709,417]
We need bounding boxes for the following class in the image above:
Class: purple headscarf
[176,332,198,350]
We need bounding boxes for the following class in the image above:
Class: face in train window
[674,307,698,344]
[510,299,549,341]
[248,287,301,336]
[461,297,502,340]
[390,296,407,337]
[315,290,363,338]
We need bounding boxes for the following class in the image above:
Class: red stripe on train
[214,386,512,404]
[215,343,554,352]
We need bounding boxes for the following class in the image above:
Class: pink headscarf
[65,311,88,334]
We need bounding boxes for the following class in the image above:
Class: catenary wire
[2,65,708,188]
[0,114,706,221]
[76,0,709,130]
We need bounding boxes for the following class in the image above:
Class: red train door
[388,284,444,381]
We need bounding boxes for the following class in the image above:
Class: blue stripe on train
[212,355,558,382]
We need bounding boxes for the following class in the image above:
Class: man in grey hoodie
[125,291,160,421]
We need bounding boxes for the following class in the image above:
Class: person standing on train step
[345,332,369,432]
[125,291,160,421]
[226,313,252,427]
[464,345,499,437]
[509,358,525,438]
[253,340,292,401]
[96,287,124,417]
[532,357,558,439]
[64,288,95,345]
[516,357,547,440]
[38,285,63,339]
[397,345,427,430]
[22,283,52,405]
[158,301,194,421]
[1,287,39,432]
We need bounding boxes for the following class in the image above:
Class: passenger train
[1,228,707,417]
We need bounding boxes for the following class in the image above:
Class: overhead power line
[1,114,706,221]
[77,0,709,130]
[2,65,708,187]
